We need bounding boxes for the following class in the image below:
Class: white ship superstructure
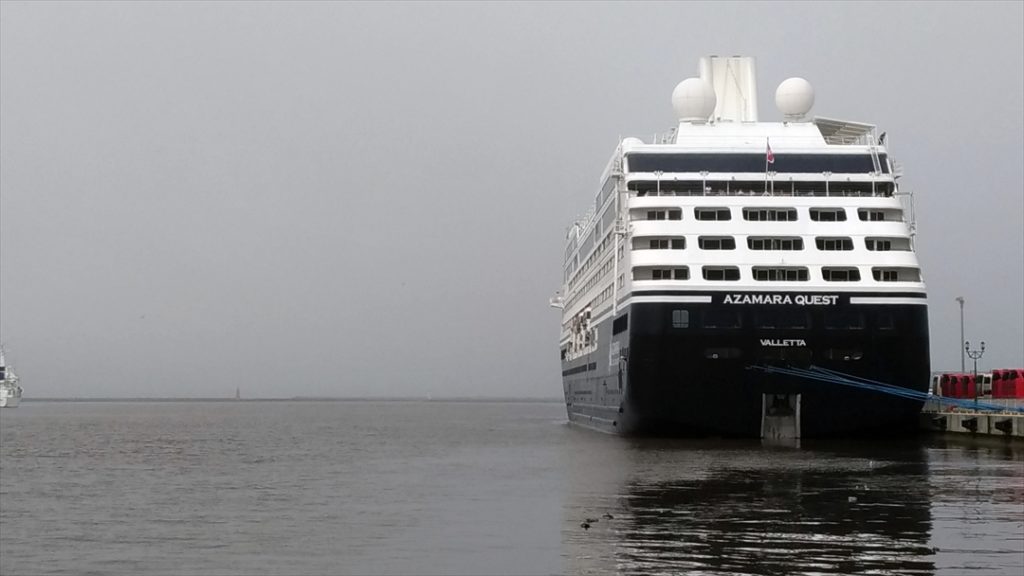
[556,57,929,436]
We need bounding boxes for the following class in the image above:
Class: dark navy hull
[561,292,930,437]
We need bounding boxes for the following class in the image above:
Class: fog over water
[1,1,1021,398]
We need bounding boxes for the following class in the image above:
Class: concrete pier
[920,398,1024,439]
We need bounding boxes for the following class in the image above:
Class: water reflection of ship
[564,441,935,575]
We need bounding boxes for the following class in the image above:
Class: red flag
[766,139,775,164]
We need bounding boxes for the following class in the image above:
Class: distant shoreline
[20,397,564,404]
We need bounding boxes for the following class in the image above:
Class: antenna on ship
[671,78,716,124]
[775,77,815,121]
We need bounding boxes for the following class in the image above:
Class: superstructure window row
[748,237,803,250]
[698,236,736,250]
[866,237,911,251]
[633,267,690,281]
[653,268,689,280]
[816,237,854,251]
[566,227,616,291]
[630,233,915,258]
[752,267,809,281]
[743,207,797,221]
[702,267,741,281]
[822,267,861,282]
[628,206,901,224]
[637,209,683,221]
[810,208,847,221]
[565,257,615,311]
[695,207,731,221]
[859,208,903,222]
[634,237,686,250]
[873,267,921,282]
[632,234,906,252]
[632,181,895,198]
[631,265,921,283]
[626,153,889,174]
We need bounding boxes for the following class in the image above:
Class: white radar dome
[671,78,716,122]
[775,77,815,119]
[621,137,644,149]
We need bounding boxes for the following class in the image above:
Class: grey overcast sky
[1,1,1021,398]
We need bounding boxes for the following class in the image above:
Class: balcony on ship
[626,176,895,198]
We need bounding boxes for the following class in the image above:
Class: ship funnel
[698,56,759,123]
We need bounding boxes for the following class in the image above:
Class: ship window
[748,237,803,250]
[743,208,797,221]
[698,236,736,250]
[858,208,903,222]
[613,314,628,335]
[816,237,854,251]
[702,309,741,329]
[643,209,682,221]
[824,310,865,330]
[704,347,742,359]
[866,237,910,251]
[644,238,686,250]
[752,267,809,281]
[822,267,861,282]
[695,208,731,221]
[872,267,920,282]
[810,208,847,222]
[756,309,811,329]
[702,266,740,281]
[649,268,689,280]
[672,309,689,328]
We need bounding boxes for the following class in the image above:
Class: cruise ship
[554,56,930,437]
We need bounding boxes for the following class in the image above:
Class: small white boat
[0,346,23,408]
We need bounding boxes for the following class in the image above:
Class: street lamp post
[965,340,985,401]
[956,296,965,372]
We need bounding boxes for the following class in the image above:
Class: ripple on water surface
[1,401,1022,575]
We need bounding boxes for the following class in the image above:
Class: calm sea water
[1,400,1021,576]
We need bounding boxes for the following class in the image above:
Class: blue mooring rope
[748,364,1024,414]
